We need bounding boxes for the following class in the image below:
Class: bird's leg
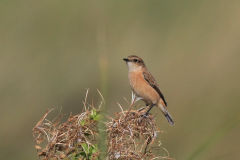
[138,107,146,112]
[144,104,156,115]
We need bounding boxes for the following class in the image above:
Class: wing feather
[143,71,168,107]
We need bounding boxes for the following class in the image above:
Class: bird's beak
[123,58,129,62]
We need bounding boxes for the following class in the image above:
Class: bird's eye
[133,59,138,62]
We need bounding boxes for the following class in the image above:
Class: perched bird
[123,55,174,126]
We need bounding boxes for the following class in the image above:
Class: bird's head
[123,55,146,71]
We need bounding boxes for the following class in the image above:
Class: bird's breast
[128,71,159,104]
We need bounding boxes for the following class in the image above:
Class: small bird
[123,55,174,126]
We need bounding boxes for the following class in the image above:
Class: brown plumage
[123,55,174,126]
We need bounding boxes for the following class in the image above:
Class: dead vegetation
[32,108,100,160]
[32,91,172,160]
[107,109,171,159]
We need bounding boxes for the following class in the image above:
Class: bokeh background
[1,0,240,159]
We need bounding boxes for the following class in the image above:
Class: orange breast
[128,71,160,104]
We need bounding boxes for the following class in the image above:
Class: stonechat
[123,55,174,126]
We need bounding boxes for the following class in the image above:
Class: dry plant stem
[32,108,99,160]
[33,91,172,160]
[106,109,170,160]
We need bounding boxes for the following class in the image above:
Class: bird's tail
[158,103,175,126]
[165,112,175,126]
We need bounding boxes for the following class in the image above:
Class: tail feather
[165,112,175,126]
[158,103,175,126]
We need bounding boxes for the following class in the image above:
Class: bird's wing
[143,70,168,107]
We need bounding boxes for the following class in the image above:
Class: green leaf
[89,146,93,153]
[92,148,97,154]
[93,114,101,121]
[81,143,89,154]
[79,151,86,157]
[90,109,97,119]
[72,152,83,160]
[80,120,85,126]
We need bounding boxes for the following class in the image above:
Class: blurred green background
[1,0,240,159]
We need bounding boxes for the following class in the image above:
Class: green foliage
[71,143,98,160]
[69,109,100,160]
[33,108,100,160]
[90,109,101,121]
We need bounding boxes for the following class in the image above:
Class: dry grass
[107,110,170,159]
[32,108,100,160]
[32,91,172,160]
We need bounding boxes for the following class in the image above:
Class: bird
[123,55,174,126]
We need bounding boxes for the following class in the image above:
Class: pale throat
[127,62,142,72]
